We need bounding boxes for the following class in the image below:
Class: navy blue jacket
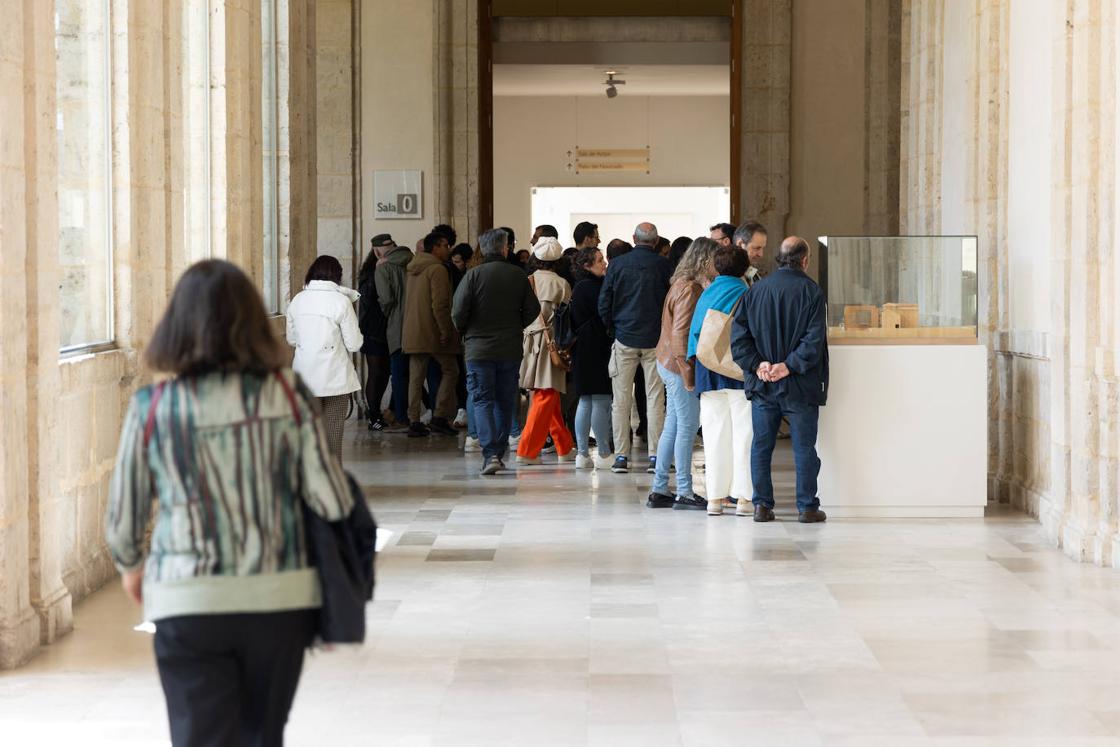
[597,245,672,348]
[730,266,829,406]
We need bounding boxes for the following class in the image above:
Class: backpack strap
[143,381,167,450]
[274,371,302,426]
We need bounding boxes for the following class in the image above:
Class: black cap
[371,233,394,247]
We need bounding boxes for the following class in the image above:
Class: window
[261,0,280,313]
[182,0,211,268]
[56,0,113,351]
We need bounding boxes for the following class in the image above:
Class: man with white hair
[597,222,672,474]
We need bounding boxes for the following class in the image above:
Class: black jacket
[357,270,388,354]
[731,266,829,406]
[597,244,671,348]
[569,277,612,396]
[451,256,541,361]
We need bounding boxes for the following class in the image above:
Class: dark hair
[713,245,748,277]
[451,242,474,262]
[423,232,449,253]
[516,249,530,260]
[527,255,565,275]
[573,221,598,246]
[667,236,693,271]
[535,224,559,239]
[655,236,671,254]
[572,246,602,281]
[146,260,286,376]
[305,255,343,286]
[606,239,633,262]
[710,222,736,241]
[500,226,516,245]
[563,246,578,258]
[777,236,811,268]
[358,248,378,287]
[432,223,457,245]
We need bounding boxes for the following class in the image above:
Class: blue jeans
[653,362,700,498]
[466,359,520,463]
[389,350,409,423]
[751,395,821,512]
[466,389,477,438]
[575,394,611,457]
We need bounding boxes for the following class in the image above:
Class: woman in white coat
[286,255,362,461]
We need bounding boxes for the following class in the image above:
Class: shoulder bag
[695,296,745,382]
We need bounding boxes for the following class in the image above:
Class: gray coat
[374,246,413,354]
[451,256,540,361]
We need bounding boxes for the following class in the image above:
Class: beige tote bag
[695,298,745,381]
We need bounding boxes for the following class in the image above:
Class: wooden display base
[828,326,977,345]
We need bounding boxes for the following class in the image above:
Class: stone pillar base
[0,609,42,670]
[35,587,73,644]
[1061,523,1094,563]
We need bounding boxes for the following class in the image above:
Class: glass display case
[817,236,978,343]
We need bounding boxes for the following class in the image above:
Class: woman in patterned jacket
[106,259,353,747]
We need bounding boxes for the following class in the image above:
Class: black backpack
[551,301,577,351]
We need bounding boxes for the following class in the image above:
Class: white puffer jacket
[286,280,363,397]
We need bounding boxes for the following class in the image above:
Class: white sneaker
[453,408,468,428]
[420,409,433,425]
[508,434,521,447]
[593,454,614,470]
[575,454,591,469]
[463,436,481,452]
[515,454,540,465]
[556,451,573,463]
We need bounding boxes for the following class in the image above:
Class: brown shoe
[798,509,827,523]
[753,505,775,522]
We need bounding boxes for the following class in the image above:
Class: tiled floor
[4,427,1120,746]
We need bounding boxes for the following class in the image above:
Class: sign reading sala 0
[373,170,423,220]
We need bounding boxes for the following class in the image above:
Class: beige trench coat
[519,270,571,392]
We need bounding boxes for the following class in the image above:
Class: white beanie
[532,236,564,262]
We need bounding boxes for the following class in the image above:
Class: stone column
[739,0,791,234]
[316,0,355,282]
[434,0,480,243]
[289,0,319,296]
[865,0,902,234]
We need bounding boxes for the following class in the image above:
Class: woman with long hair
[569,245,614,469]
[358,237,394,430]
[516,237,575,463]
[286,255,363,461]
[648,238,720,509]
[106,260,353,746]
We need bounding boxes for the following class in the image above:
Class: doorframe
[730,0,743,224]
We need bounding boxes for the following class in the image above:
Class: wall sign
[567,146,650,175]
[373,170,423,220]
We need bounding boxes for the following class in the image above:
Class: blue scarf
[687,275,748,359]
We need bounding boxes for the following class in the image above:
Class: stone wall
[0,0,320,668]
[901,0,1120,566]
[316,0,356,282]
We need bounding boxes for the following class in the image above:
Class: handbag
[275,372,377,644]
[529,274,572,372]
[695,296,745,381]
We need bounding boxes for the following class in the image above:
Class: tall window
[261,0,280,313]
[56,0,113,351]
[182,0,211,267]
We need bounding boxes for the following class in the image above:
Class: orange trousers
[516,389,574,459]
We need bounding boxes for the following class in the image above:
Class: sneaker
[673,494,707,511]
[574,453,591,469]
[611,456,629,473]
[556,451,573,463]
[707,498,724,516]
[593,454,614,470]
[722,497,738,510]
[480,456,501,476]
[735,498,752,517]
[542,436,556,454]
[515,454,541,465]
[798,508,827,523]
[463,436,481,452]
[420,409,433,425]
[429,417,458,436]
[407,422,430,438]
[453,408,468,427]
[508,434,521,448]
[498,458,508,470]
[646,491,674,508]
[646,456,658,474]
[367,417,386,432]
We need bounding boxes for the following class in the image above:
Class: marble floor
[4,427,1120,746]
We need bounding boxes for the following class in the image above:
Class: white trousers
[699,389,753,501]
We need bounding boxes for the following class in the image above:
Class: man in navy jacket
[730,236,829,523]
[597,222,672,473]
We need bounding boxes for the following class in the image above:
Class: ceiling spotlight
[603,71,626,99]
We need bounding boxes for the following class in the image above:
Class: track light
[606,85,618,99]
[603,71,625,99]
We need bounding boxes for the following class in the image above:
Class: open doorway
[481,7,737,242]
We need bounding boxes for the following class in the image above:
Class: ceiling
[492,64,729,97]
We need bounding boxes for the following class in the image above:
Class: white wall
[1006,0,1052,336]
[493,95,729,237]
[360,0,435,250]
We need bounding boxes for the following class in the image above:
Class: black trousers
[154,609,316,747]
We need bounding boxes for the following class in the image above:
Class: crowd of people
[287,218,830,523]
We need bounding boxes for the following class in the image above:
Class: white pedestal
[816,344,987,518]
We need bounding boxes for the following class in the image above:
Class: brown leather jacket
[655,278,703,387]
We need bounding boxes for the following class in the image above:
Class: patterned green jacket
[106,369,354,622]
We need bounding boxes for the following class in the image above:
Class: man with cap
[358,233,396,430]
[374,233,415,432]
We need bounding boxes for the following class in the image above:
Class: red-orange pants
[516,388,574,458]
